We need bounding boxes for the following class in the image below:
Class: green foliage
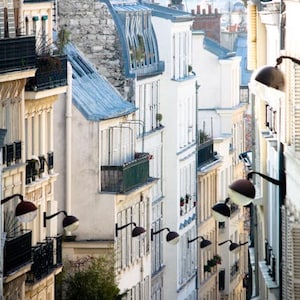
[57,27,71,54]
[60,255,120,300]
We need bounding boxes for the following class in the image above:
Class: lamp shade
[166,231,180,245]
[212,202,230,221]
[229,242,240,253]
[63,215,79,232]
[200,238,212,249]
[15,200,38,222]
[132,226,146,237]
[228,179,255,206]
[249,65,285,100]
[255,66,285,92]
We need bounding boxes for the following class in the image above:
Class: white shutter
[282,204,300,299]
[6,0,15,37]
[0,0,4,38]
[290,63,300,152]
[291,225,300,297]
[247,3,257,71]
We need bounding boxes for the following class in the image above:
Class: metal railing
[198,139,217,167]
[3,230,32,276]
[0,36,36,74]
[25,55,68,91]
[101,153,150,193]
[26,235,63,282]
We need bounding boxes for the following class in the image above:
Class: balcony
[230,260,240,281]
[26,55,68,91]
[0,36,36,74]
[101,153,150,193]
[27,235,63,283]
[3,230,32,276]
[26,152,54,184]
[2,141,22,167]
[198,139,218,167]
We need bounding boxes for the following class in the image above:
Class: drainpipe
[65,62,72,217]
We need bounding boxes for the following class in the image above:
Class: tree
[58,254,120,300]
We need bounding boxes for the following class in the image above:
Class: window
[172,31,191,80]
[116,196,149,270]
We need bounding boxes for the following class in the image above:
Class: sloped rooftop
[234,34,252,87]
[142,2,194,22]
[203,37,236,59]
[65,43,136,121]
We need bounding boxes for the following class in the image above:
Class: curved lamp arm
[188,235,212,249]
[247,171,281,186]
[115,222,137,235]
[151,227,170,241]
[218,239,232,246]
[1,193,24,204]
[188,235,204,244]
[115,222,145,238]
[276,55,300,67]
[43,210,68,227]
[43,210,79,233]
[1,194,37,222]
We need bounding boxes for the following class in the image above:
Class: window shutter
[281,204,300,299]
[247,3,257,71]
[290,63,300,152]
[291,225,300,297]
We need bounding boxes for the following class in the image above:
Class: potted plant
[204,265,211,272]
[185,194,191,204]
[156,113,163,126]
[213,254,222,264]
[180,197,185,207]
[207,258,217,267]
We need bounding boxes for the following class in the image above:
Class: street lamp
[1,194,37,223]
[115,222,145,238]
[151,228,180,245]
[219,239,248,254]
[188,236,212,249]
[228,143,285,207]
[43,211,79,232]
[250,56,300,102]
[211,197,231,221]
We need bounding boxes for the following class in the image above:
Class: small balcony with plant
[197,135,218,168]
[204,254,222,274]
[101,152,152,193]
[25,55,67,91]
[25,28,70,92]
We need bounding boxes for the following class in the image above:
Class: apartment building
[148,4,199,299]
[0,0,67,298]
[56,0,169,298]
[247,0,300,298]
[192,27,249,299]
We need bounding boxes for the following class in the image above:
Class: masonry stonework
[58,0,131,98]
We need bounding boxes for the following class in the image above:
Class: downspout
[65,62,72,216]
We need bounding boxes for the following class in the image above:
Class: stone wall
[58,0,129,98]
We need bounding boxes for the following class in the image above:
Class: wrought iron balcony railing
[26,152,54,184]
[101,153,150,193]
[2,141,22,167]
[0,36,36,74]
[26,235,63,283]
[26,55,68,91]
[3,230,32,276]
